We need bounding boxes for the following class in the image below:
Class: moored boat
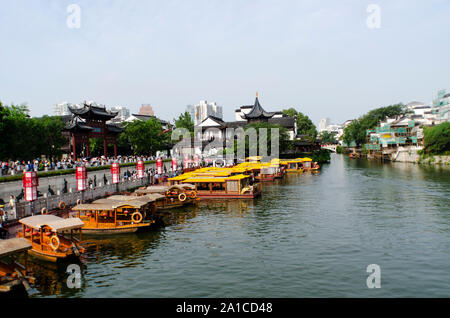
[17,215,85,262]
[134,184,198,210]
[72,196,157,235]
[0,238,35,296]
[181,174,261,199]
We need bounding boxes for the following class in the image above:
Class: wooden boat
[17,215,85,262]
[253,161,285,181]
[282,159,304,173]
[297,157,320,171]
[349,153,360,159]
[0,238,35,296]
[72,196,157,235]
[134,184,198,210]
[181,174,261,199]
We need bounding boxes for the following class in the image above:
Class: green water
[29,154,450,297]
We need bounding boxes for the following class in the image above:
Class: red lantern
[22,171,38,202]
[184,154,189,169]
[137,160,144,178]
[156,157,163,175]
[76,166,87,191]
[171,157,177,171]
[194,155,199,167]
[111,162,120,184]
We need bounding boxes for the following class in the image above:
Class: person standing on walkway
[8,195,15,220]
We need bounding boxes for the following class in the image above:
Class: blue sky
[1,0,449,125]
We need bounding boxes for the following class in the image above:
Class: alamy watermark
[66,264,81,289]
[366,264,381,288]
[171,126,281,161]
[366,4,381,29]
[67,4,81,29]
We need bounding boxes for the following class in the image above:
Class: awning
[19,215,85,232]
[0,238,32,258]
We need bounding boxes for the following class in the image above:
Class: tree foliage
[423,122,450,155]
[0,102,66,161]
[319,131,336,143]
[282,108,317,139]
[224,122,291,158]
[121,118,169,155]
[174,112,194,132]
[343,103,407,146]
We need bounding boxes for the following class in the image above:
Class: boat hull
[28,249,79,263]
[81,223,151,235]
[195,191,261,199]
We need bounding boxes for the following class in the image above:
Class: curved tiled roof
[241,97,275,120]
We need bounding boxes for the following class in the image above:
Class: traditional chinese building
[63,103,124,159]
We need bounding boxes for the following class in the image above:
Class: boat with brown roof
[17,215,85,262]
[0,238,35,296]
[72,195,158,234]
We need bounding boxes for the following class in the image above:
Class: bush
[423,122,450,155]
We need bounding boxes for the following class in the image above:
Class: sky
[1,0,449,126]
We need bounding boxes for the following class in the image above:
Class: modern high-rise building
[186,100,223,125]
[110,106,130,122]
[54,102,73,116]
[318,118,331,132]
[139,104,155,116]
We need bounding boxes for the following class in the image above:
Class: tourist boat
[254,163,282,182]
[181,174,261,199]
[349,153,360,159]
[72,195,157,235]
[0,238,35,296]
[282,159,304,173]
[17,215,85,262]
[297,157,320,171]
[134,184,198,210]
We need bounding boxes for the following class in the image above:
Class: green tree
[423,122,450,155]
[343,103,407,146]
[319,131,336,143]
[174,112,194,132]
[282,108,317,140]
[34,116,67,160]
[0,103,35,160]
[122,119,168,155]
[229,122,291,158]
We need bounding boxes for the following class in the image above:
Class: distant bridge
[321,144,338,152]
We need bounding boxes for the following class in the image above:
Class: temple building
[189,93,298,156]
[63,103,124,159]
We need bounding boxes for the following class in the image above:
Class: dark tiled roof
[106,124,125,133]
[64,118,94,131]
[224,121,247,128]
[131,114,168,124]
[241,97,275,120]
[68,104,118,120]
[268,116,295,128]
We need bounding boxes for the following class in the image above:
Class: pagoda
[240,92,275,123]
[64,103,124,159]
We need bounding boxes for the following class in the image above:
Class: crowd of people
[0,155,169,176]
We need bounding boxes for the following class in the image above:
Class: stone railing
[13,177,150,220]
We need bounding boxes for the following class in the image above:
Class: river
[27,154,450,298]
